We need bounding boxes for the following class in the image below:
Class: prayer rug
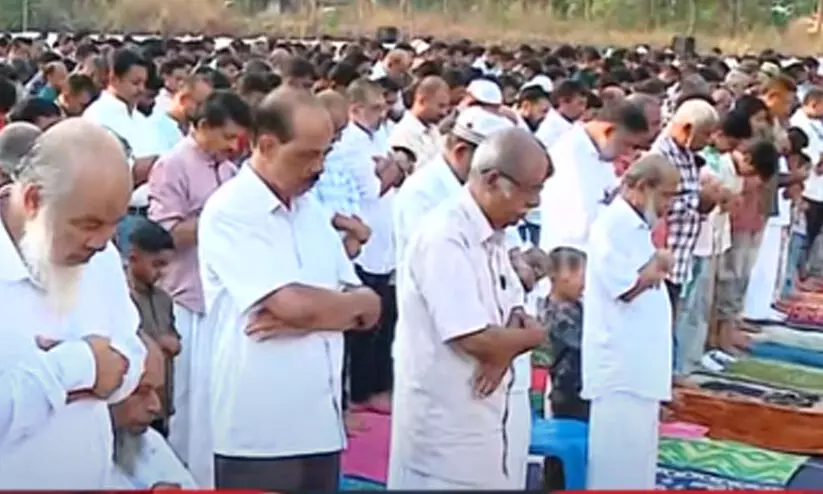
[751,341,823,369]
[341,412,391,485]
[341,475,385,490]
[752,324,823,353]
[655,466,782,490]
[724,357,823,392]
[657,437,807,486]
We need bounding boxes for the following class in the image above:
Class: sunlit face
[111,65,147,107]
[199,120,247,162]
[765,89,793,120]
[422,87,451,125]
[485,154,551,228]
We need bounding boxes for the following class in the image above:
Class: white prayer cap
[466,78,503,106]
[452,106,514,145]
[520,74,553,95]
[781,57,804,69]
[410,38,431,55]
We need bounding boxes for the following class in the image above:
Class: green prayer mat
[658,437,808,485]
[724,357,823,392]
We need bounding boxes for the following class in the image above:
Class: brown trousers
[214,451,341,492]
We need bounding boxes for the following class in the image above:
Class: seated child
[125,219,181,437]
[534,246,588,421]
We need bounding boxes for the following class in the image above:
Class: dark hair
[194,66,231,90]
[283,56,316,80]
[65,73,97,97]
[110,48,150,79]
[328,62,359,88]
[129,218,175,253]
[802,86,823,106]
[742,139,779,180]
[518,85,550,104]
[0,76,17,113]
[214,54,241,71]
[8,98,61,124]
[238,71,278,96]
[787,127,809,155]
[732,94,769,120]
[596,100,649,134]
[546,246,586,278]
[720,110,753,140]
[74,42,98,61]
[552,79,586,104]
[159,56,188,76]
[192,90,253,130]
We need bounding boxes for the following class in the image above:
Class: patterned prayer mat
[657,437,808,486]
[656,466,782,490]
[724,357,823,393]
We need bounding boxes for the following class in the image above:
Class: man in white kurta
[582,154,678,489]
[391,128,548,490]
[0,120,146,488]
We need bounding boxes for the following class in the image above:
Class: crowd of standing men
[0,30,817,490]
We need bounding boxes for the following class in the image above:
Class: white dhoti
[168,303,196,465]
[168,303,213,488]
[506,390,532,489]
[587,391,660,489]
[744,221,786,322]
[386,381,409,490]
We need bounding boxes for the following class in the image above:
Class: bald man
[389,75,450,168]
[0,118,147,488]
[391,129,551,490]
[199,89,381,492]
[582,153,679,489]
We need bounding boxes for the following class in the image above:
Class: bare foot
[366,393,392,415]
[720,328,752,355]
[345,411,370,437]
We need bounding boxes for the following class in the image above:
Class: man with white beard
[0,118,146,488]
[109,333,197,489]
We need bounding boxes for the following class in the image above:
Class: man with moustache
[0,118,146,488]
[539,101,650,254]
[390,129,549,490]
[582,153,679,489]
[199,89,382,492]
[147,90,252,487]
[108,333,197,489]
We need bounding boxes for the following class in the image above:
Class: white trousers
[506,390,531,490]
[168,304,214,488]
[587,391,660,489]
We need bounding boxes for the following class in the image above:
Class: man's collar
[457,187,496,245]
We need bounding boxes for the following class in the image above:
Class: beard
[18,207,83,316]
[113,427,146,476]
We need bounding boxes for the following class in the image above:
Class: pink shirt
[148,137,238,313]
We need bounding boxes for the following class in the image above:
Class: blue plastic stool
[529,417,588,490]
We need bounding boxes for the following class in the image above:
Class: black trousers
[344,266,396,405]
[804,198,823,266]
[214,451,340,491]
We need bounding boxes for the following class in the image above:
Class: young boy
[126,218,181,437]
[535,246,588,421]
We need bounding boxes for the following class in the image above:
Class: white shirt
[389,111,441,169]
[581,196,673,402]
[153,88,174,117]
[340,122,396,275]
[83,91,160,207]
[791,109,823,201]
[693,153,740,257]
[534,110,575,151]
[199,165,359,458]
[539,125,617,253]
[0,227,145,488]
[108,428,198,488]
[394,188,525,487]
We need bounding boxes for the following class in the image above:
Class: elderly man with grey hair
[391,128,551,490]
[0,118,146,488]
[0,122,41,186]
[582,152,680,489]
[651,99,722,314]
